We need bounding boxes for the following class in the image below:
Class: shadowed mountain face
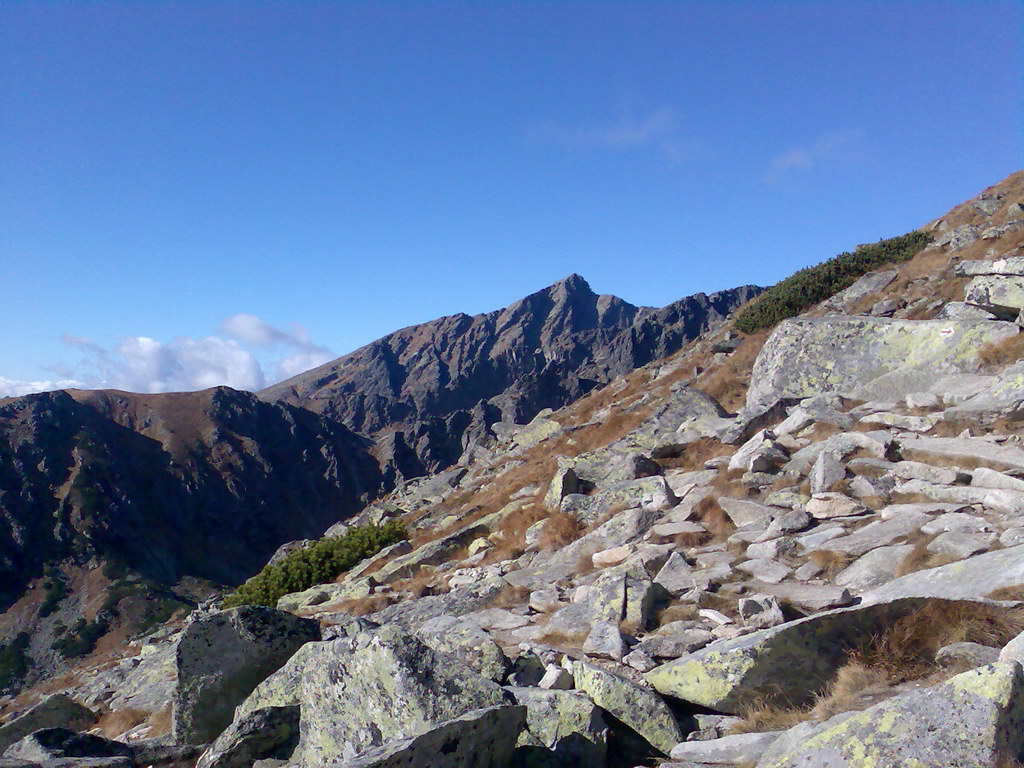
[0,387,382,608]
[261,274,761,479]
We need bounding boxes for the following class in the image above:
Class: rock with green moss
[296,625,508,766]
[415,615,511,682]
[645,598,937,714]
[336,705,527,768]
[746,316,1019,411]
[571,660,682,756]
[506,687,608,768]
[757,662,1024,767]
[172,606,320,745]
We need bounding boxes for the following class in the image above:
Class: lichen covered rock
[758,662,1024,767]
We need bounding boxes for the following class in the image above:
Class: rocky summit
[2,170,1024,768]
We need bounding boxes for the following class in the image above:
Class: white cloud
[0,376,84,398]
[4,314,336,397]
[529,108,693,162]
[766,129,866,183]
[107,335,267,393]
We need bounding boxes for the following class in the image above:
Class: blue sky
[1,1,1021,395]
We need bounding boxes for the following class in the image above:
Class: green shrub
[734,230,933,334]
[223,520,407,609]
[0,633,29,690]
[39,567,68,618]
[53,618,108,658]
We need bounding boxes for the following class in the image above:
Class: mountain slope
[0,387,382,610]
[261,274,761,478]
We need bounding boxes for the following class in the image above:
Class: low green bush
[0,633,29,690]
[223,520,407,608]
[53,618,108,658]
[39,567,68,618]
[735,230,933,334]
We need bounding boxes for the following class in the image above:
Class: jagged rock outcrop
[173,606,320,744]
[261,275,760,478]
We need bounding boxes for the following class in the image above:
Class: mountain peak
[550,273,592,295]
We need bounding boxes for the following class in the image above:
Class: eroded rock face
[758,662,1024,768]
[172,606,320,745]
[745,316,1019,411]
[296,626,509,766]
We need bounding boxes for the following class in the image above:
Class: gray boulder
[571,660,683,755]
[3,728,133,763]
[745,316,1018,411]
[416,615,511,682]
[506,687,607,768]
[0,695,97,754]
[337,705,526,768]
[646,598,946,713]
[757,662,1024,768]
[296,625,508,766]
[963,275,1024,318]
[863,544,1024,602]
[172,606,320,744]
[196,706,299,768]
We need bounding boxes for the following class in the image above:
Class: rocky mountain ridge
[261,274,760,479]
[3,171,1024,768]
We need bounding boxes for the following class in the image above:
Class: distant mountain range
[0,275,759,608]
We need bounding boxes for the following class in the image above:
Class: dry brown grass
[980,334,1024,370]
[486,583,531,609]
[655,602,700,627]
[988,584,1024,602]
[534,628,589,649]
[847,290,885,316]
[538,511,584,551]
[852,600,1024,683]
[655,437,733,472]
[674,530,711,549]
[730,701,812,734]
[696,330,770,412]
[696,496,735,542]
[894,535,961,578]
[96,708,148,739]
[810,661,889,719]
[731,659,888,734]
[809,550,854,580]
[146,706,172,738]
[996,755,1024,768]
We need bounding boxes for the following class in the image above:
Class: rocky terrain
[3,169,1024,767]
[0,276,754,693]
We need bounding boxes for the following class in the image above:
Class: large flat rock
[745,316,1018,411]
[863,544,1024,603]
